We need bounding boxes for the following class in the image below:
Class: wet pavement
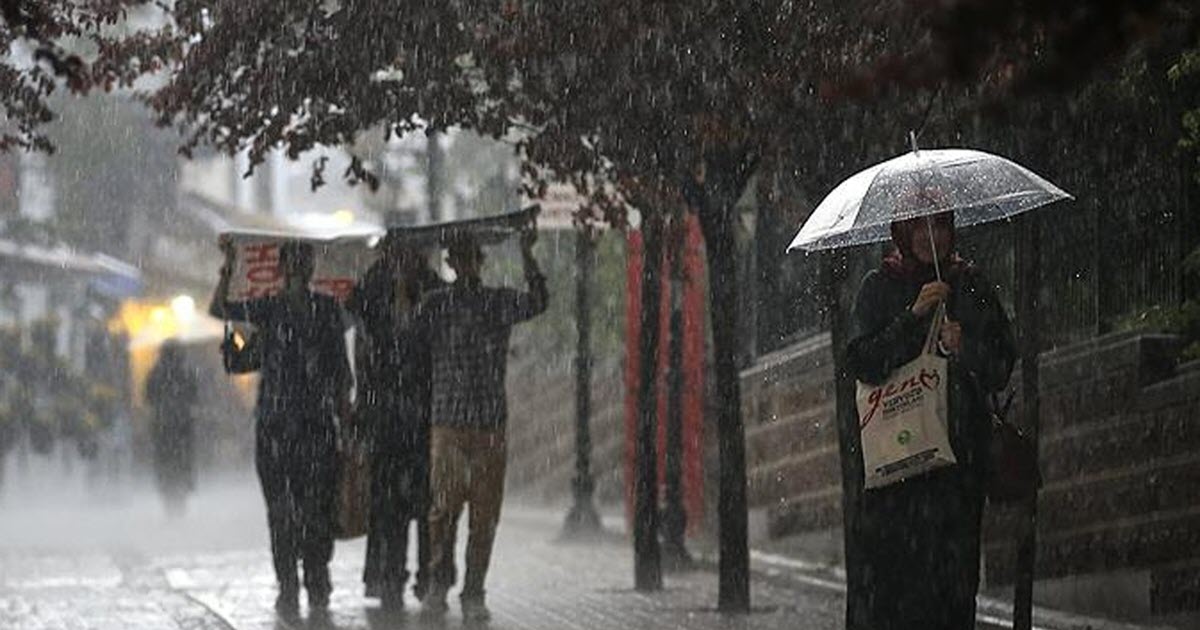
[1,516,846,630]
[2,469,1170,630]
[0,476,845,630]
[157,515,845,630]
[0,549,222,630]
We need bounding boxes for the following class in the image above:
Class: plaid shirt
[412,274,548,430]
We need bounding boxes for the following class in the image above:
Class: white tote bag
[856,312,956,489]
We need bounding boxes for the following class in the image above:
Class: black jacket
[346,262,444,446]
[841,265,1015,630]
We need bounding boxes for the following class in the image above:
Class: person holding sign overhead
[408,227,548,622]
[210,239,352,622]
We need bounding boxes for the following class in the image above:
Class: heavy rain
[1,3,1199,630]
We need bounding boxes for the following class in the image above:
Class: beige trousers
[427,426,506,600]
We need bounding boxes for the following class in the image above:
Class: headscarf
[881,212,968,285]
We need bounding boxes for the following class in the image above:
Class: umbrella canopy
[216,206,540,307]
[383,205,539,247]
[787,149,1072,252]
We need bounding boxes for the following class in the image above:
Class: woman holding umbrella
[844,207,1015,629]
[789,147,1067,629]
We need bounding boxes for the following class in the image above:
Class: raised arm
[208,239,271,324]
[208,239,236,319]
[522,228,549,313]
[496,228,549,324]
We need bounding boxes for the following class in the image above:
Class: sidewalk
[0,550,227,630]
[1,485,843,630]
[1,483,1178,630]
[161,509,846,630]
[679,519,1181,630]
[513,509,1178,630]
[739,547,1179,630]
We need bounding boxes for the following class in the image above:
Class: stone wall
[986,333,1200,618]
[737,330,1200,617]
[739,333,842,540]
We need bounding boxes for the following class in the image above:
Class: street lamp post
[563,228,603,537]
[426,132,444,223]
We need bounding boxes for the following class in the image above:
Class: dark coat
[841,265,1015,630]
[222,290,351,427]
[346,262,444,448]
[146,351,199,422]
[146,347,201,495]
[347,261,444,593]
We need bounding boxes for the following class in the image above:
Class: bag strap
[964,365,1016,430]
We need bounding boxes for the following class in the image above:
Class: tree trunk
[662,214,692,570]
[696,176,750,613]
[634,213,664,591]
[825,249,864,627]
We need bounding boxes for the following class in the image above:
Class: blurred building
[2,110,527,484]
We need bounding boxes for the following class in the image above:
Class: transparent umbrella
[786,148,1073,255]
[789,145,1071,630]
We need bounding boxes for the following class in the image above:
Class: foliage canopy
[3,0,1193,214]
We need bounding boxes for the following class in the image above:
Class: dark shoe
[307,606,332,628]
[421,586,448,617]
[307,588,330,613]
[461,597,490,623]
[274,591,300,622]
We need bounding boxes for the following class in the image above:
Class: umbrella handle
[925,215,943,283]
[924,215,952,355]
